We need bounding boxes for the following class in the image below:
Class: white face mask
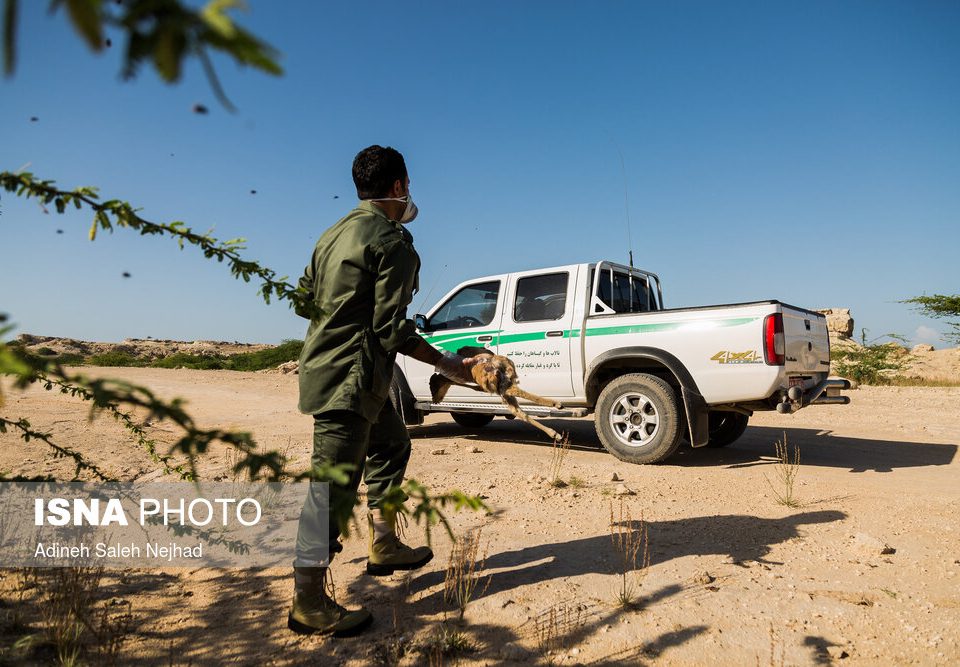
[365,195,419,224]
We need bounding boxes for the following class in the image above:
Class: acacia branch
[32,372,193,480]
[2,346,287,480]
[0,416,116,481]
[0,171,320,319]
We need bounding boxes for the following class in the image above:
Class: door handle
[477,335,493,342]
[546,330,564,338]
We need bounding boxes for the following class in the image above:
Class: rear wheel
[451,412,495,428]
[705,411,749,448]
[595,373,682,464]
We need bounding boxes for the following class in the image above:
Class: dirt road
[2,368,958,665]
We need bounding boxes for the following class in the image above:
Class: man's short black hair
[352,145,407,199]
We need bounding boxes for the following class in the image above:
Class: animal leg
[504,386,564,410]
[429,374,452,403]
[502,395,562,441]
[430,374,489,403]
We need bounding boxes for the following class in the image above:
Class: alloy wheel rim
[609,391,660,448]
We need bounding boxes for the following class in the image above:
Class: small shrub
[226,339,303,371]
[831,329,910,385]
[86,351,146,367]
[54,353,87,366]
[420,623,478,661]
[152,353,227,370]
[36,347,58,356]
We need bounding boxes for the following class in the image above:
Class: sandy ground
[1,367,958,666]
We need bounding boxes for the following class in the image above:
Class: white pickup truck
[390,260,850,464]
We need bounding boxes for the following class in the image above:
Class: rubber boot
[366,509,434,576]
[287,567,372,637]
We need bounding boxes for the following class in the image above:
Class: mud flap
[682,386,710,447]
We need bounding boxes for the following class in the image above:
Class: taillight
[764,313,785,365]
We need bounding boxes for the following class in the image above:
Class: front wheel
[595,373,682,464]
[451,412,495,428]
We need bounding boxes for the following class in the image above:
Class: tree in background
[4,0,282,110]
[901,295,960,345]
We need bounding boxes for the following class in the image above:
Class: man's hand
[434,350,480,385]
[399,334,481,384]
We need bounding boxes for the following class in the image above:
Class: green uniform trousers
[294,399,410,566]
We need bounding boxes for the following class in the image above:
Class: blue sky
[2,1,958,346]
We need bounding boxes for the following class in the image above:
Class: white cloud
[912,325,941,347]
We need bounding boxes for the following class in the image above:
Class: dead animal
[430,346,565,442]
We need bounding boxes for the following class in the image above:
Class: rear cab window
[513,272,568,323]
[589,268,659,314]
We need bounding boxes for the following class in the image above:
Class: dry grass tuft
[443,526,490,620]
[609,498,650,608]
[547,434,572,487]
[13,567,134,666]
[420,623,478,664]
[533,601,586,655]
[765,432,801,508]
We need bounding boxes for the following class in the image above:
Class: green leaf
[154,25,183,82]
[64,0,103,52]
[200,0,239,39]
[229,27,282,75]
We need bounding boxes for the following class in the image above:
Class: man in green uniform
[288,145,476,636]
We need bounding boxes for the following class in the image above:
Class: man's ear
[389,179,405,197]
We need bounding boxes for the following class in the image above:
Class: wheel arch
[585,347,709,447]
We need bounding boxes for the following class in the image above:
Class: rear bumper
[775,377,851,414]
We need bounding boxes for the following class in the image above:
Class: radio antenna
[414,264,448,314]
[612,142,635,268]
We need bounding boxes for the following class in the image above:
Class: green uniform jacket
[296,201,421,422]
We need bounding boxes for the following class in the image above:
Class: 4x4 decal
[711,350,763,364]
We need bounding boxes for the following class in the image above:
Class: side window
[429,281,500,330]
[514,273,568,323]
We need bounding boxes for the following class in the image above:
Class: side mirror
[414,313,429,332]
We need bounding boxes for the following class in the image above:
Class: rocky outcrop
[816,308,854,340]
[14,335,274,361]
[277,361,299,374]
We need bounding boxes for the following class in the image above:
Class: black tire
[595,373,682,464]
[389,374,422,426]
[451,412,495,428]
[705,411,749,448]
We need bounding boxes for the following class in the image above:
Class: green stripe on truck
[425,317,758,352]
